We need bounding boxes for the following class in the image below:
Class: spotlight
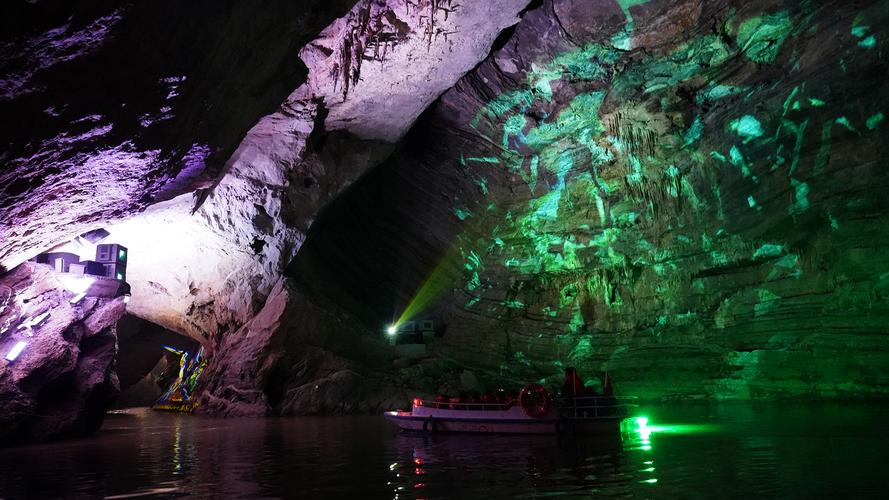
[57,275,95,295]
[387,325,397,335]
[5,341,27,362]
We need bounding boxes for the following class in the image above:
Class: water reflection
[0,404,887,498]
[385,421,665,498]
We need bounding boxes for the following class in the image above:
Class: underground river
[1,402,887,498]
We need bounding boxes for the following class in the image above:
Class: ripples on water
[1,403,887,498]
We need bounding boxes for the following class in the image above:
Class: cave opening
[115,314,201,409]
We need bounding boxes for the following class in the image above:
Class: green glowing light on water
[640,479,658,484]
[626,415,719,445]
[867,112,884,130]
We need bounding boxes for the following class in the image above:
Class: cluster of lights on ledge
[2,235,132,364]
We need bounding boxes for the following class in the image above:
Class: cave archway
[115,314,201,408]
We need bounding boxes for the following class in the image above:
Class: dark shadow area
[286,102,470,330]
[115,314,199,408]
[0,0,355,206]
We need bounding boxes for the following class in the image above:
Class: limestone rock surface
[0,263,126,446]
[291,0,889,401]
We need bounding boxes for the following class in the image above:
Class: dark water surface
[1,403,887,498]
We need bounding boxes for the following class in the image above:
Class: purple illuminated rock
[0,263,126,446]
[0,1,356,271]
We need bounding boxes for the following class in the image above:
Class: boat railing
[413,394,637,415]
[414,398,520,411]
[556,395,637,419]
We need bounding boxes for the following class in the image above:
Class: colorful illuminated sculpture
[153,345,207,412]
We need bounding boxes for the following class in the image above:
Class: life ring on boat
[519,383,551,418]
[422,416,437,433]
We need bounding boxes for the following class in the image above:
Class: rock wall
[197,276,408,416]
[99,0,531,350]
[0,0,356,271]
[293,0,889,400]
[1,0,534,422]
[3,0,889,423]
[114,314,199,407]
[0,263,126,445]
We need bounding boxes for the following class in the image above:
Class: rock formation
[2,0,889,437]
[114,314,199,407]
[0,0,357,271]
[0,263,125,445]
[292,0,889,400]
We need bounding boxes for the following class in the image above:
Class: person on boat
[598,372,619,416]
[561,367,585,398]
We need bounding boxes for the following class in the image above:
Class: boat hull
[384,411,622,435]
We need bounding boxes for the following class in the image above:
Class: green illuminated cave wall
[295,0,889,400]
[437,0,889,399]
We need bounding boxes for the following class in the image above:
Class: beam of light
[57,274,95,295]
[50,236,99,263]
[5,341,27,361]
[392,244,463,328]
[623,415,720,453]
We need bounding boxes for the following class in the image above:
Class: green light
[116,272,123,280]
[387,325,397,335]
[729,115,764,143]
[858,35,876,49]
[736,10,793,64]
[118,248,126,261]
[393,245,463,327]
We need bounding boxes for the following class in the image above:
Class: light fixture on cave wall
[31,228,132,303]
[2,230,132,365]
[385,319,437,359]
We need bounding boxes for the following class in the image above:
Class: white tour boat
[384,382,635,435]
